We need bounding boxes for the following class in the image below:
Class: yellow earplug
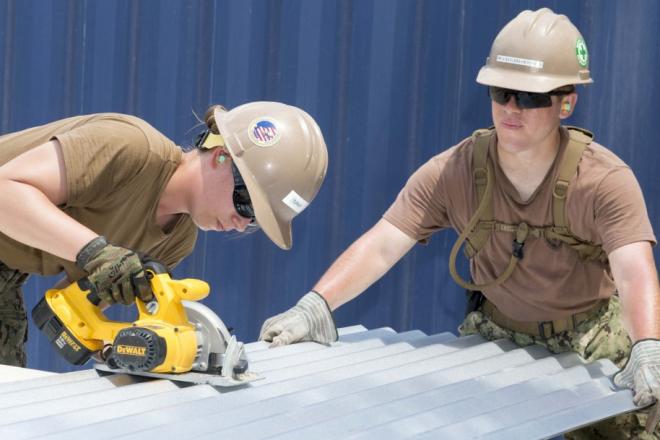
[562,102,571,112]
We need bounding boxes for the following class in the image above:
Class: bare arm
[609,241,660,341]
[313,218,417,310]
[259,219,417,345]
[0,140,98,261]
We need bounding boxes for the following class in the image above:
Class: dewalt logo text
[57,331,81,352]
[116,345,147,356]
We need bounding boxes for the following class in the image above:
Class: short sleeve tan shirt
[0,113,197,279]
[384,127,656,321]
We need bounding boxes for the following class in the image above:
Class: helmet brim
[241,171,293,250]
[214,107,293,250]
[476,65,593,93]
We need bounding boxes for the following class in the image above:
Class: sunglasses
[488,86,574,109]
[231,162,256,223]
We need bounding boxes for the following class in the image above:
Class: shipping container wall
[0,0,657,372]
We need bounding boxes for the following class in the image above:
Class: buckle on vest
[538,321,555,338]
[473,168,488,186]
[553,180,569,199]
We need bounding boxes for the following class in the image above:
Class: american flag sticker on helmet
[248,118,281,147]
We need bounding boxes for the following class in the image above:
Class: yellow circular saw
[32,261,259,387]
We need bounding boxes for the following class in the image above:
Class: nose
[503,95,521,112]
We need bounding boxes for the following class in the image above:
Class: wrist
[302,290,338,342]
[632,338,660,350]
[309,290,332,311]
[75,236,107,268]
[310,288,341,311]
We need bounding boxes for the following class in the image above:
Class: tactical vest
[449,126,608,291]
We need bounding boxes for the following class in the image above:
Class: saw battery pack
[32,296,95,365]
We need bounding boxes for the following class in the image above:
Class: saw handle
[79,259,169,307]
[77,278,102,306]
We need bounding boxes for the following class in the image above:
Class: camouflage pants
[0,261,29,367]
[459,296,658,440]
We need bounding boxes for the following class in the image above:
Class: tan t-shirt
[0,113,197,279]
[384,126,656,321]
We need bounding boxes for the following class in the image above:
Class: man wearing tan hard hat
[260,8,660,439]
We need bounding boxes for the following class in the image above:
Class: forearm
[313,219,416,310]
[0,180,97,261]
[610,242,660,341]
[260,220,416,347]
[313,243,391,310]
[619,274,660,341]
[613,254,660,409]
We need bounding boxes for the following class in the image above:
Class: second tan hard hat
[214,102,328,250]
[476,8,593,93]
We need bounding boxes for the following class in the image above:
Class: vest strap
[552,126,593,229]
[464,128,494,258]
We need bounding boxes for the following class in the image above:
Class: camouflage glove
[259,291,338,347]
[614,339,660,407]
[75,236,152,305]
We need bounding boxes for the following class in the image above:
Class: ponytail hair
[184,104,229,152]
[203,104,228,134]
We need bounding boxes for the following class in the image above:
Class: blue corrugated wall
[0,0,657,372]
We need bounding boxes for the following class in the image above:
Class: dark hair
[182,104,228,152]
[204,104,227,134]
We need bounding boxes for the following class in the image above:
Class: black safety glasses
[488,86,574,109]
[194,130,210,148]
[231,162,256,224]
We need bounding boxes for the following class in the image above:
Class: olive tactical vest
[449,126,608,291]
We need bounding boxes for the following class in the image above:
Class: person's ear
[559,92,578,120]
[211,148,229,168]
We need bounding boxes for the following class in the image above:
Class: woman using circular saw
[0,102,328,367]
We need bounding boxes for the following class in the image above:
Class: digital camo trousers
[0,261,29,367]
[459,295,658,440]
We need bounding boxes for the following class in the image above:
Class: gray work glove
[259,291,338,347]
[613,339,660,407]
[75,236,153,305]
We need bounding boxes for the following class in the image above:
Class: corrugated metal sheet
[0,326,636,439]
[0,0,655,371]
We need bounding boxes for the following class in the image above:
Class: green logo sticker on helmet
[576,38,589,67]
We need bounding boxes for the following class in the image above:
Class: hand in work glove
[613,339,660,407]
[259,291,338,347]
[75,236,152,305]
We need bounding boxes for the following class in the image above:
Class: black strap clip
[512,239,525,259]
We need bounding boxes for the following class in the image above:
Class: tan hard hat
[476,8,593,93]
[214,102,328,250]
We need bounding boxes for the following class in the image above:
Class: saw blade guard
[183,301,248,375]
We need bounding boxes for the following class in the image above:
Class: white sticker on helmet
[496,55,544,69]
[248,117,281,147]
[282,191,309,214]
